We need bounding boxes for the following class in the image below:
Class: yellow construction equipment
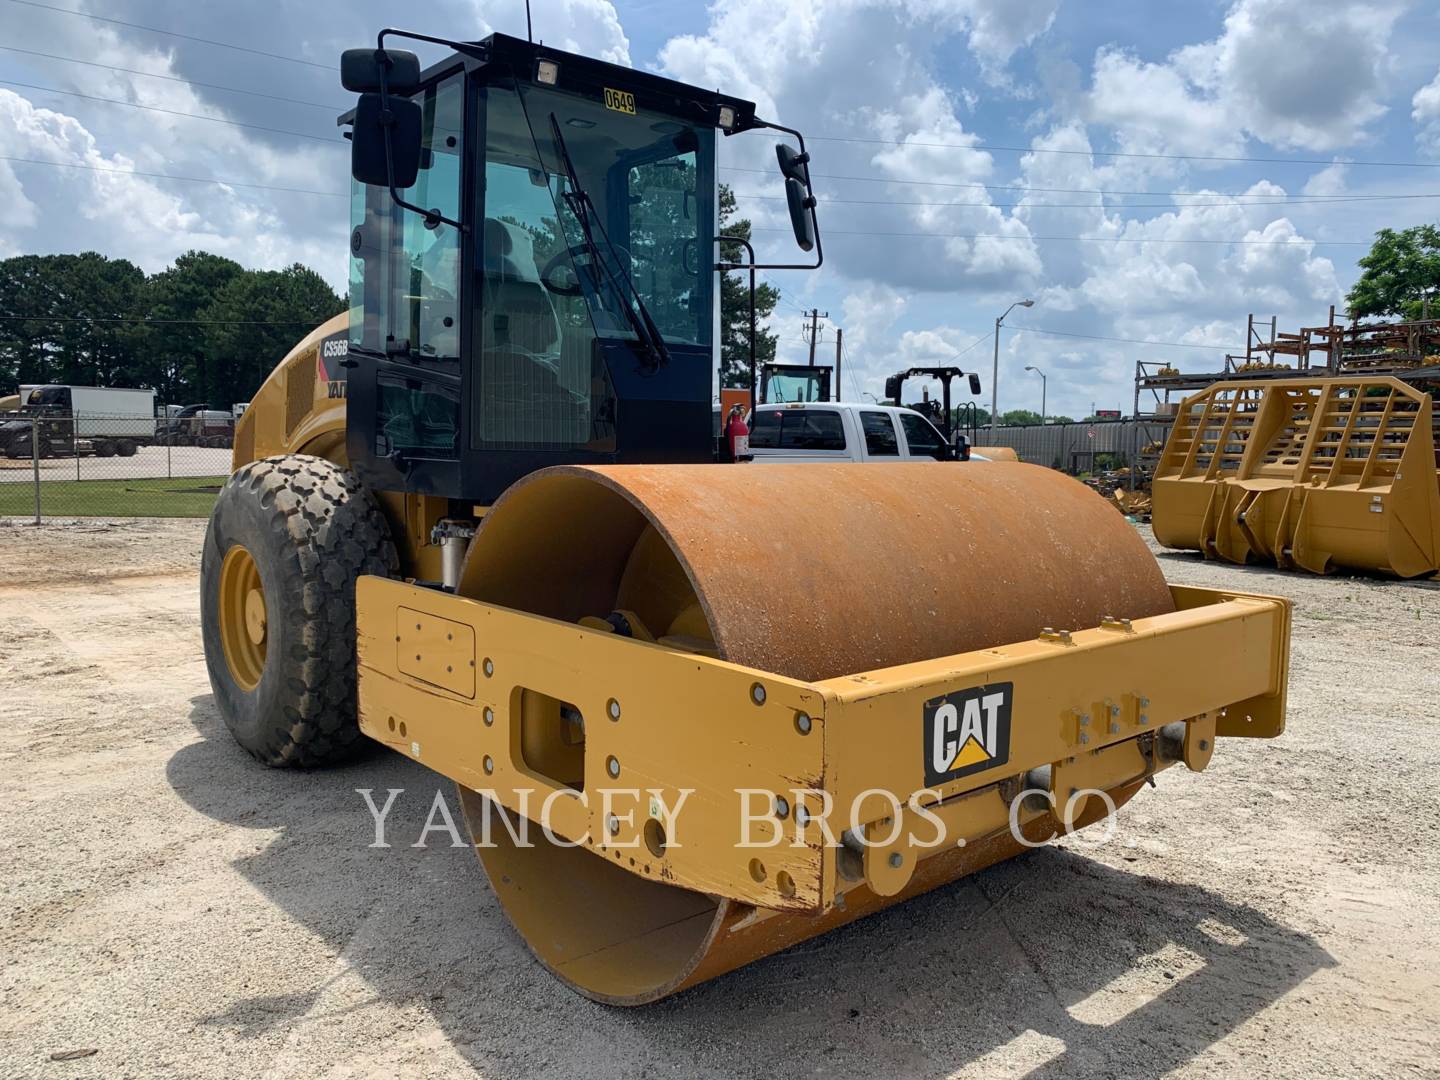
[1152,376,1440,577]
[200,29,1293,1004]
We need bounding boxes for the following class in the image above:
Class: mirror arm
[728,117,823,271]
[373,28,466,231]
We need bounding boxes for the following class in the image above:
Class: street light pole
[990,298,1034,434]
[1024,365,1046,424]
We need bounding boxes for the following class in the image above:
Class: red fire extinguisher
[723,405,752,463]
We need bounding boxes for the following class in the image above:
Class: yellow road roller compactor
[202,30,1293,1004]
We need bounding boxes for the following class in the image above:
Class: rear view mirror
[351,93,422,188]
[968,373,982,395]
[784,177,816,253]
[341,48,421,94]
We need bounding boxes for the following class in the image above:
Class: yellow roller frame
[356,575,1289,1001]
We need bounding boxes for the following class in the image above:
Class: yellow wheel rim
[218,544,267,691]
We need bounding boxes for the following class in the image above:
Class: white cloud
[1415,67,1440,155]
[464,0,631,65]
[908,0,1060,69]
[661,1,1045,292]
[1089,0,1408,156]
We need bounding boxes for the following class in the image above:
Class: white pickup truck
[747,402,984,462]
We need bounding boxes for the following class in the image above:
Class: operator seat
[477,218,588,446]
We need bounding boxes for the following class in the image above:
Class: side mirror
[884,374,903,402]
[341,48,421,94]
[351,92,422,188]
[777,144,816,253]
[968,372,982,395]
[953,432,971,461]
[784,178,816,253]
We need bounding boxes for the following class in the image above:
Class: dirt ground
[1,515,1437,1079]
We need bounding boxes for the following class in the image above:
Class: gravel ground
[1,515,1437,1079]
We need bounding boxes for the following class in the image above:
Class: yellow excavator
[203,28,1293,1004]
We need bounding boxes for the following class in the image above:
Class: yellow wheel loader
[203,29,1293,1004]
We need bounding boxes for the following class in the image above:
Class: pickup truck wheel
[200,455,399,767]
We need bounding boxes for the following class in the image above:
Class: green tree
[0,252,145,391]
[999,408,1044,426]
[139,251,245,406]
[1346,224,1440,320]
[718,185,780,388]
[200,264,345,407]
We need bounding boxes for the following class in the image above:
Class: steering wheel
[540,245,591,296]
[540,242,648,297]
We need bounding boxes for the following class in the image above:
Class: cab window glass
[900,412,947,459]
[375,371,460,457]
[470,82,618,451]
[861,411,899,456]
[350,72,464,362]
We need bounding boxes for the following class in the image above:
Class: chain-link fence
[0,413,233,520]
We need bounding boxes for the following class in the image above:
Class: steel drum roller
[455,462,1174,1003]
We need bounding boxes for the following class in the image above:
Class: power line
[732,191,1440,209]
[807,133,1440,170]
[0,315,334,325]
[4,0,335,71]
[753,225,1368,246]
[1007,325,1244,350]
[0,46,342,110]
[0,155,348,198]
[722,165,1417,200]
[0,79,344,144]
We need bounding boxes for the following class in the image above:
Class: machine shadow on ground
[167,693,1335,1079]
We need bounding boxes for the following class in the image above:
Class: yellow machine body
[1152,376,1440,577]
[354,462,1291,1004]
[229,313,448,580]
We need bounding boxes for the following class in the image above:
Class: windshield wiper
[547,113,670,371]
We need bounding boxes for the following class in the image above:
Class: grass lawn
[0,475,226,518]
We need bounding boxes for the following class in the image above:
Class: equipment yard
[1,516,1436,1079]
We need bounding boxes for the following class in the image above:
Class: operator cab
[340,32,821,503]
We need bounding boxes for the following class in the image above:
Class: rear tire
[94,440,116,458]
[116,440,137,457]
[200,455,398,767]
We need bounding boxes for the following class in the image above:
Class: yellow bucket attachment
[1152,377,1440,577]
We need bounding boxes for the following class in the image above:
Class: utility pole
[834,328,843,402]
[805,309,828,367]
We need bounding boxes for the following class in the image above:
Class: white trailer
[4,384,158,458]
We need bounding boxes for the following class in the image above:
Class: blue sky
[2,0,1439,418]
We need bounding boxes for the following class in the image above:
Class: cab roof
[339,32,758,135]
